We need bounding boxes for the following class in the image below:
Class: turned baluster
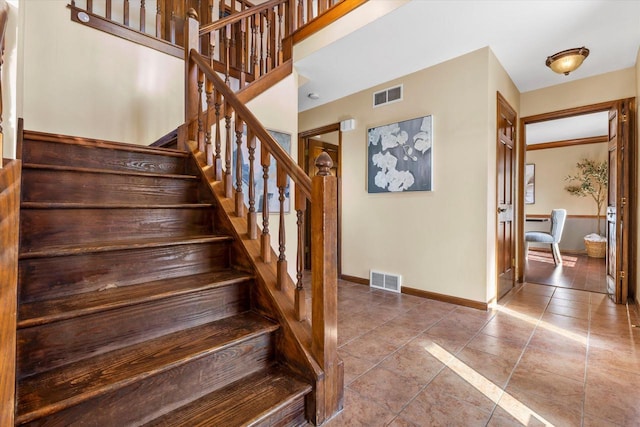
[247,131,257,239]
[205,80,213,166]
[266,8,275,72]
[297,0,304,26]
[170,11,176,44]
[224,103,233,198]
[277,3,284,65]
[224,24,231,84]
[261,144,271,263]
[124,0,129,26]
[214,90,223,181]
[295,187,307,321]
[306,0,312,21]
[197,71,204,152]
[239,17,247,87]
[155,3,162,38]
[276,164,287,290]
[319,0,329,14]
[250,14,258,79]
[140,0,146,32]
[235,117,245,217]
[259,13,265,76]
[105,0,111,19]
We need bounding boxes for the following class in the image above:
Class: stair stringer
[187,141,331,425]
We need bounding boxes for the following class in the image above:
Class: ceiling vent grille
[370,270,402,293]
[373,84,403,107]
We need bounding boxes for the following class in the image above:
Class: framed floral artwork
[367,115,433,193]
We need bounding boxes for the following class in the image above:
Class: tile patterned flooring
[325,279,640,426]
[525,250,607,294]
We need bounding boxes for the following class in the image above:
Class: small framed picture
[525,163,535,204]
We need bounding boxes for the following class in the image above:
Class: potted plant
[564,158,608,258]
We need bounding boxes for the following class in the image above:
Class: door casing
[516,99,636,304]
[298,123,342,276]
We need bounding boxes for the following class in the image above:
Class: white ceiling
[296,0,640,112]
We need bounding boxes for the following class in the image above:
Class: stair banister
[184,10,342,423]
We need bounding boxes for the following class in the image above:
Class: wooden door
[606,101,632,302]
[497,93,516,299]
[298,125,342,274]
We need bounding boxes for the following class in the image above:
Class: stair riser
[260,396,308,427]
[19,242,231,303]
[22,139,187,174]
[22,168,201,205]
[20,208,215,252]
[18,282,252,378]
[20,334,275,427]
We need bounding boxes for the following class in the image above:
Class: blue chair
[525,209,567,266]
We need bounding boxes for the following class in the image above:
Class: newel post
[311,152,343,422]
[184,8,200,150]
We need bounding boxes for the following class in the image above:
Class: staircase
[15,130,312,426]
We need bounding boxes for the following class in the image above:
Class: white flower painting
[368,115,433,193]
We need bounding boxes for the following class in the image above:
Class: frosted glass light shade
[545,47,589,75]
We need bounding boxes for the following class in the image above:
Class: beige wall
[1,0,21,159]
[246,73,300,280]
[521,68,636,118]
[299,47,518,304]
[525,143,608,216]
[22,0,183,146]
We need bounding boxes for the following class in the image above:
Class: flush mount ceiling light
[545,47,589,75]
[307,92,320,100]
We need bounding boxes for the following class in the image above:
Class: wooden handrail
[190,50,312,198]
[200,0,285,35]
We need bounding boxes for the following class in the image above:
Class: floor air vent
[370,270,402,293]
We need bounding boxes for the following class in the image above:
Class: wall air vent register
[373,84,403,107]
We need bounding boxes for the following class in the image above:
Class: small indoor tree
[564,158,608,236]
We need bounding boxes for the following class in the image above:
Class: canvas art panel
[367,115,433,193]
[232,129,291,213]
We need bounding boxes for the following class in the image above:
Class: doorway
[298,123,341,274]
[517,99,636,304]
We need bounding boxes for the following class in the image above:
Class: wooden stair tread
[19,234,233,258]
[21,202,214,209]
[19,269,254,328]
[144,366,312,427]
[16,312,279,424]
[23,130,189,157]
[22,162,199,180]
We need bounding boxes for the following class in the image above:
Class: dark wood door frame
[298,123,342,276]
[517,99,637,304]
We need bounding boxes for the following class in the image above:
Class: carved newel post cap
[315,152,333,177]
[187,8,199,20]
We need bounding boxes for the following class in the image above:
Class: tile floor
[525,249,606,294]
[325,279,640,426]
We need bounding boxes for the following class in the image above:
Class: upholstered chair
[525,209,567,266]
